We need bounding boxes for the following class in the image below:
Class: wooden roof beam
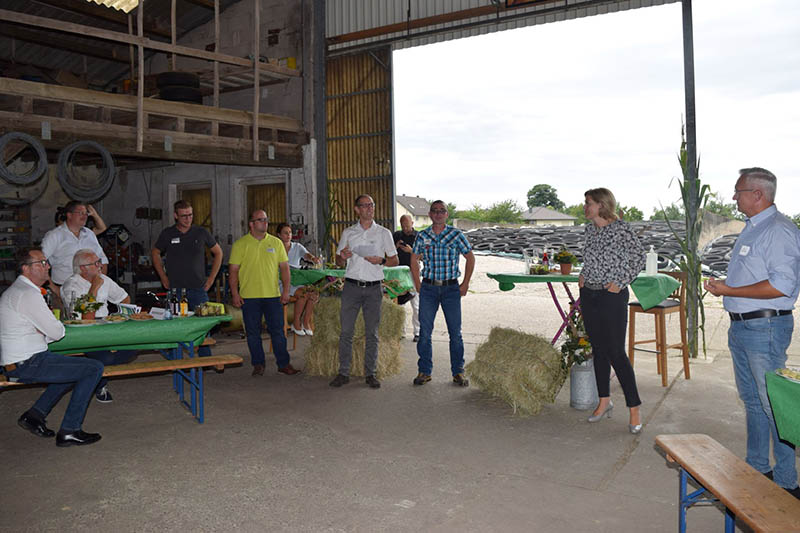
[0,22,129,64]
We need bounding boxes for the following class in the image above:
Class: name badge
[739,245,750,256]
[266,248,275,253]
[171,237,180,244]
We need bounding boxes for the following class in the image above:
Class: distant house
[396,195,432,227]
[522,206,577,226]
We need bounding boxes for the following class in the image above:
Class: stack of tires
[156,71,202,105]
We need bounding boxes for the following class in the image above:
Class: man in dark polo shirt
[393,214,420,342]
[151,200,223,356]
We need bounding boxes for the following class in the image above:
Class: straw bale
[466,327,567,416]
[304,296,406,378]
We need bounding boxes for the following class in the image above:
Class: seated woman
[276,223,320,336]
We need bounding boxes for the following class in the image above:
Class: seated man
[0,248,103,447]
[61,248,137,403]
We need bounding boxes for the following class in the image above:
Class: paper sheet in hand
[351,243,378,258]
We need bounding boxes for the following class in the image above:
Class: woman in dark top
[579,188,646,434]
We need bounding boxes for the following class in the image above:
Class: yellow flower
[578,338,588,346]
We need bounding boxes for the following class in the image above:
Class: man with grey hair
[705,167,800,499]
[61,249,136,403]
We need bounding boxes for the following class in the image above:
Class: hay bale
[304,296,406,378]
[466,327,567,416]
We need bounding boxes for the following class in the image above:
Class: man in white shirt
[61,249,137,403]
[0,248,103,447]
[41,201,109,291]
[330,195,398,389]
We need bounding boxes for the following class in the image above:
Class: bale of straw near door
[304,296,405,379]
[466,327,567,416]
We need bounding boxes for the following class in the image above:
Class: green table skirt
[49,315,231,354]
[766,371,800,446]
[486,272,680,311]
[290,266,414,298]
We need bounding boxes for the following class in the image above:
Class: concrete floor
[2,255,799,532]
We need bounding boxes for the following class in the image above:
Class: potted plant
[72,294,103,320]
[560,311,597,410]
[554,248,578,275]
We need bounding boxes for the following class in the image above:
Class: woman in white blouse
[277,223,320,336]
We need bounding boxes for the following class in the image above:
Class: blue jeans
[85,350,137,390]
[242,297,290,369]
[5,351,103,432]
[417,283,464,376]
[175,287,211,356]
[729,314,798,489]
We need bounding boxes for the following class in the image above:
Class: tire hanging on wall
[0,131,49,185]
[57,140,116,202]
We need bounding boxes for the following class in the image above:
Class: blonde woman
[579,188,645,434]
[276,223,319,336]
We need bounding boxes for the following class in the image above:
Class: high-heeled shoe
[629,423,643,434]
[587,401,613,423]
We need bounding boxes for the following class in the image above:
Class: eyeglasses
[357,203,375,208]
[177,214,193,218]
[430,209,447,214]
[251,217,268,223]
[80,260,103,268]
[24,259,50,267]
[70,210,88,216]
[734,188,756,195]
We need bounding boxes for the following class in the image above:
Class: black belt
[345,278,381,287]
[729,309,792,321]
[423,278,459,286]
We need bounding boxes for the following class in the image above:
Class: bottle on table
[164,290,172,320]
[180,290,188,316]
[170,289,179,315]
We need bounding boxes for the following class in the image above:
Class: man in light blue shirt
[705,167,800,499]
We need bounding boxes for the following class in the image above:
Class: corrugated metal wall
[325,48,394,251]
[327,0,680,54]
[247,183,287,236]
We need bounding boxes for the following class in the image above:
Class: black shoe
[365,375,381,389]
[329,374,350,387]
[786,486,800,500]
[763,470,774,480]
[18,412,55,438]
[95,386,113,403]
[56,430,102,447]
[453,373,469,387]
[413,335,420,342]
[413,373,431,386]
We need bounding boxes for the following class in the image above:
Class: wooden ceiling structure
[0,0,308,168]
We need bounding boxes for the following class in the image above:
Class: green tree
[485,199,524,223]
[527,184,565,210]
[454,203,488,221]
[445,201,458,224]
[651,202,685,221]
[792,214,800,229]
[563,204,587,225]
[619,205,644,222]
[704,192,743,220]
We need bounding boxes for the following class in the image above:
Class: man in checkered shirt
[409,200,475,387]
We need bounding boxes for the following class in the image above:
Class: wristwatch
[380,257,386,265]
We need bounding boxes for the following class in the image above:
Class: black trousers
[580,286,641,408]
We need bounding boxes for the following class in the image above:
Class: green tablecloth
[486,272,680,311]
[49,315,231,354]
[766,371,800,446]
[290,266,414,298]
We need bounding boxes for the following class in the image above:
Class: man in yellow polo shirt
[229,209,300,377]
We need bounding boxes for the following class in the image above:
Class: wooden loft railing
[0,78,306,167]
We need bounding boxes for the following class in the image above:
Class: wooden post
[137,0,144,152]
[128,14,134,93]
[214,0,220,109]
[171,0,177,71]
[252,0,260,161]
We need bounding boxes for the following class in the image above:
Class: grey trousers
[338,282,383,376]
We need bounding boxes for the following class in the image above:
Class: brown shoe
[453,373,469,387]
[251,364,265,376]
[278,364,300,375]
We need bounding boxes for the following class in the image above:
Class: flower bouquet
[72,293,103,319]
[560,311,592,370]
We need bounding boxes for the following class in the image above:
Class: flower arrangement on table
[560,311,592,371]
[72,294,103,319]
[553,248,578,266]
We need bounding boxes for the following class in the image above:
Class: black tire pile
[466,220,739,276]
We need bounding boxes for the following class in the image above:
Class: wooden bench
[1,354,243,423]
[655,434,800,532]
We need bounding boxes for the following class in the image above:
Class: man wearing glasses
[410,200,475,387]
[152,200,223,357]
[705,168,800,500]
[42,200,109,290]
[0,248,104,447]
[61,249,136,403]
[229,210,300,377]
[330,195,398,389]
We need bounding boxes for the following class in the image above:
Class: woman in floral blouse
[579,188,646,434]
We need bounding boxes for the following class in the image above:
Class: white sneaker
[291,325,305,336]
[304,328,314,336]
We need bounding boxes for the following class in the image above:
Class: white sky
[393,0,800,218]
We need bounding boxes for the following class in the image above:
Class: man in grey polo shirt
[705,167,800,499]
[329,194,398,389]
